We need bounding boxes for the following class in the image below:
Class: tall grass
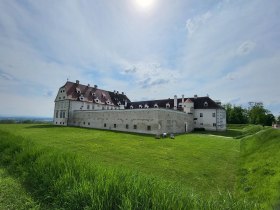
[0,130,256,210]
[238,128,280,209]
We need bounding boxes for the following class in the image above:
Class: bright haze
[0,0,279,117]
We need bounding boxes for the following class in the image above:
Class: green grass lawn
[0,167,39,210]
[238,128,280,209]
[0,124,279,209]
[0,124,240,194]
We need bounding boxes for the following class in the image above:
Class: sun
[134,0,156,10]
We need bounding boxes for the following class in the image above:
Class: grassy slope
[239,128,280,209]
[0,126,252,209]
[0,167,39,210]
[0,124,240,194]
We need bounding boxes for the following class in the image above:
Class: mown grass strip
[0,130,256,210]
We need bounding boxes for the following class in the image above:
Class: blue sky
[0,0,279,117]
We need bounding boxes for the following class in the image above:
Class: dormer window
[144,104,149,108]
[102,93,106,98]
[166,103,170,108]
[79,95,84,101]
[117,101,121,106]
[95,98,100,103]
[154,104,158,108]
[106,100,110,105]
[204,101,208,107]
[139,104,143,109]
[76,88,81,94]
[130,105,133,109]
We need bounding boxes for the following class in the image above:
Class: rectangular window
[88,122,90,125]
[92,105,95,110]
[212,113,216,117]
[104,123,106,127]
[200,123,203,125]
[134,125,137,129]
[213,123,216,127]
[147,125,151,131]
[114,124,116,128]
[59,111,62,118]
[200,113,203,117]
[56,111,59,118]
[126,124,129,129]
[62,111,65,118]
[87,105,90,109]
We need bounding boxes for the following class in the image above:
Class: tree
[223,103,232,123]
[264,113,275,126]
[223,103,248,124]
[248,103,275,126]
[229,106,248,124]
[277,116,280,124]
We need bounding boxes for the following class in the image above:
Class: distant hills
[0,116,52,122]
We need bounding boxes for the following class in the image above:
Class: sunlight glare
[134,0,156,10]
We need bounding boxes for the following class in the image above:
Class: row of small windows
[82,104,120,110]
[55,122,65,125]
[130,104,160,109]
[74,122,152,131]
[104,124,151,130]
[194,122,217,127]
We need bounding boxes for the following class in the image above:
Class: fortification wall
[68,108,193,135]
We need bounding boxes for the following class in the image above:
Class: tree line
[223,102,279,126]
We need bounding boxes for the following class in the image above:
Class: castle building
[54,80,226,134]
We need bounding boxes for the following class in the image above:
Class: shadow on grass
[24,124,155,138]
[25,124,63,129]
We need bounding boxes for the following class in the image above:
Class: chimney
[124,100,127,107]
[182,94,184,104]
[76,80,79,85]
[194,94,198,99]
[87,84,90,87]
[94,85,97,89]
[122,91,124,95]
[174,95,177,110]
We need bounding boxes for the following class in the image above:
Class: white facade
[53,81,227,133]
[193,109,226,131]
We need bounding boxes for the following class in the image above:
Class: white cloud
[0,0,280,116]
[185,12,212,36]
[121,62,179,89]
[236,41,256,56]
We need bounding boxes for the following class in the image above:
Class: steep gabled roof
[60,81,130,105]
